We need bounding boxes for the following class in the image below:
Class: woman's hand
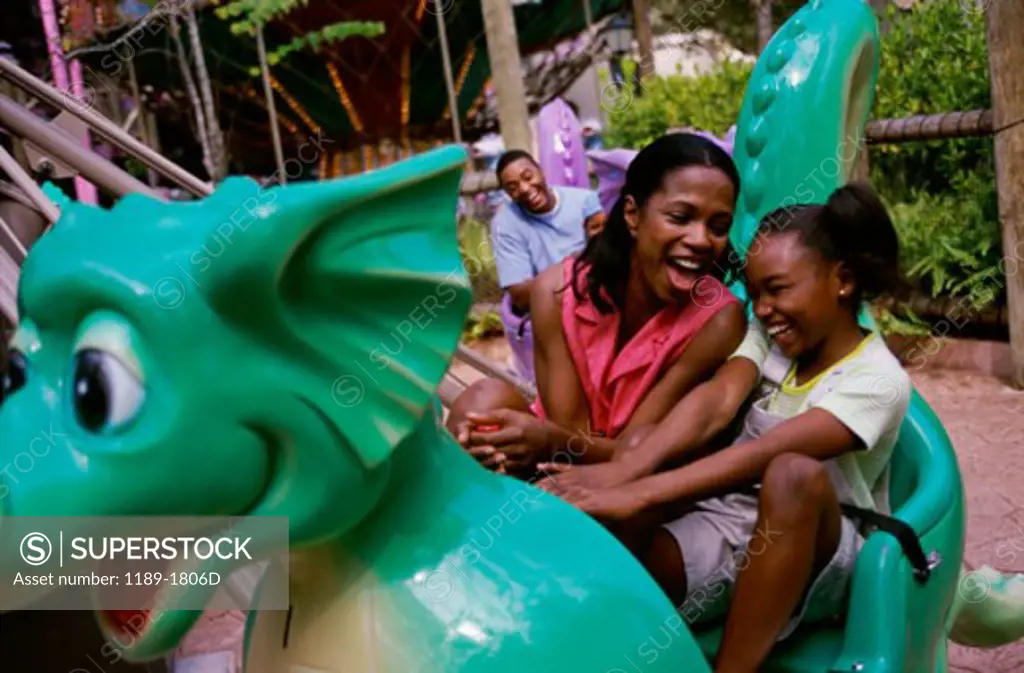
[465,409,553,473]
[453,419,507,471]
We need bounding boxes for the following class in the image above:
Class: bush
[603,57,753,150]
[887,173,1002,309]
[871,1,992,200]
[457,217,502,303]
[871,1,1000,313]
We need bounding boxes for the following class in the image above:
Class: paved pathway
[915,369,1024,672]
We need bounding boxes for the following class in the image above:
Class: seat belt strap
[838,502,934,583]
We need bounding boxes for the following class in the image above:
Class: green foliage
[462,311,505,342]
[603,57,753,150]
[264,22,385,61]
[870,1,991,199]
[213,0,385,75]
[457,218,502,302]
[213,0,311,28]
[456,217,504,339]
[872,304,933,337]
[887,174,1002,309]
[870,0,1000,312]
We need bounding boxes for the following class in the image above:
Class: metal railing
[0,94,159,200]
[0,58,212,198]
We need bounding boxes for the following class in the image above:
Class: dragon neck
[292,403,498,570]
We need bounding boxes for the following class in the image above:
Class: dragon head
[0,146,472,658]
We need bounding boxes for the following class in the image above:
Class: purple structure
[586,127,736,215]
[535,98,589,189]
[500,294,536,383]
[586,148,637,216]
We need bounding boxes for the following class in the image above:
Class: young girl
[550,182,912,672]
[446,133,746,478]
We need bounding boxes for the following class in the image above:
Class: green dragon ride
[2,0,1024,670]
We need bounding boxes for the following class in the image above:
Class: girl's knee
[761,453,832,505]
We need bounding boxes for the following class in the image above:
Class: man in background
[490,149,605,382]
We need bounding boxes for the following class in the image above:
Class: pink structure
[38,0,98,204]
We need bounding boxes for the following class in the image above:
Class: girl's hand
[555,483,648,521]
[535,460,642,494]
[466,409,553,473]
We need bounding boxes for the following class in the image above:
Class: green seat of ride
[690,391,965,671]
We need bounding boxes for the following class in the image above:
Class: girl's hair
[754,181,907,304]
[570,132,741,313]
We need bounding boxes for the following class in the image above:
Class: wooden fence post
[986,0,1024,388]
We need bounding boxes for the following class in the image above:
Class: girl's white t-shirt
[729,321,912,514]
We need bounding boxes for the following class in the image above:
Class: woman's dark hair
[570,132,741,313]
[754,181,907,305]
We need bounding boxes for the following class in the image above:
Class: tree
[211,0,384,179]
[212,0,385,75]
[132,0,229,181]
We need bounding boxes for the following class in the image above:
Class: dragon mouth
[88,532,243,659]
[100,608,153,641]
[93,553,176,649]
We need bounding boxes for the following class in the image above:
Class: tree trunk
[171,14,215,180]
[256,23,286,182]
[752,0,773,55]
[986,0,1024,388]
[125,59,160,187]
[868,0,891,34]
[632,0,655,85]
[480,0,532,152]
[184,4,227,180]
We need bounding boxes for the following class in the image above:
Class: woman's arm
[538,351,761,492]
[628,409,861,509]
[620,301,746,435]
[617,355,761,477]
[531,262,590,434]
[538,303,749,471]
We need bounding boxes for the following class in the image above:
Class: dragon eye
[72,349,144,432]
[2,349,27,402]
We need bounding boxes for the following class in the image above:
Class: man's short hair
[495,150,539,183]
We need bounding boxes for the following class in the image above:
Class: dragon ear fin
[205,146,473,467]
[41,181,73,213]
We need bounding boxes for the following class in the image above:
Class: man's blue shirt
[491,186,603,288]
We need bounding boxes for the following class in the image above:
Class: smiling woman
[446,133,748,479]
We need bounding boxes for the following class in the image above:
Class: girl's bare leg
[714,453,843,673]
